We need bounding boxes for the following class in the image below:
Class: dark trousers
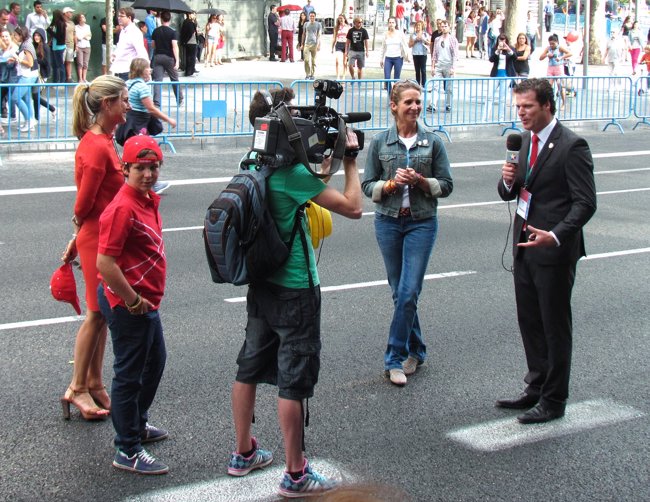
[413,55,427,87]
[98,285,167,455]
[52,49,65,83]
[544,13,553,32]
[152,54,182,107]
[31,90,55,120]
[184,44,197,75]
[269,30,279,60]
[514,251,576,411]
[1,86,16,118]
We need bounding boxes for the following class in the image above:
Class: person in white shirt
[74,13,92,83]
[279,8,295,62]
[429,20,459,113]
[380,17,410,92]
[25,1,49,41]
[110,7,148,80]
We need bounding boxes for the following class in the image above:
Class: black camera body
[251,80,367,173]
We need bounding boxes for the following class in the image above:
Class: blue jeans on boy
[12,76,37,122]
[374,213,438,370]
[98,284,167,455]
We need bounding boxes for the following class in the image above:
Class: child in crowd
[96,135,170,475]
[137,21,148,53]
[639,44,650,95]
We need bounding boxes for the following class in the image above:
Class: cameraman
[226,87,362,498]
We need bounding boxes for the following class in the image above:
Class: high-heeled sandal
[89,387,111,411]
[60,387,109,421]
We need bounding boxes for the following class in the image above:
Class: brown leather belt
[398,207,411,217]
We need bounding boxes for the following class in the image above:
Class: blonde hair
[389,80,422,118]
[72,75,126,139]
[129,57,150,79]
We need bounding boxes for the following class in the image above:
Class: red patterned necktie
[529,134,539,169]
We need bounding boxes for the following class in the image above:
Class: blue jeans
[12,76,36,122]
[384,56,404,92]
[98,285,166,455]
[374,213,438,370]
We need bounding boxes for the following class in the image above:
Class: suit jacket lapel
[527,122,562,188]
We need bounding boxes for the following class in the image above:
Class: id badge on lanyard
[517,187,532,221]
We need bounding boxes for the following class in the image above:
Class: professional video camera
[250,79,371,178]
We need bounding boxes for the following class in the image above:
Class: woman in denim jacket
[362,80,453,386]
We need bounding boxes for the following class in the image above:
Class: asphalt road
[0,129,649,502]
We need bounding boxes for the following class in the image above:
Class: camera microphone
[341,112,371,124]
[505,133,522,164]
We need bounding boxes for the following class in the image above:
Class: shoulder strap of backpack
[259,163,314,289]
[295,205,314,290]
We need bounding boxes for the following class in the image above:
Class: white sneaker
[50,109,57,121]
[388,368,407,386]
[20,119,36,132]
[0,117,17,125]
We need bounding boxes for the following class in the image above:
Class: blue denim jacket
[362,122,453,219]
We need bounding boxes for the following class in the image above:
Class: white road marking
[583,247,650,260]
[2,244,649,331]
[224,271,477,303]
[124,458,357,502]
[2,151,649,197]
[447,399,644,452]
[0,315,84,331]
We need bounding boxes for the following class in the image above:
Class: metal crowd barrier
[0,80,283,146]
[632,76,650,130]
[420,75,636,140]
[0,76,644,147]
[0,82,76,143]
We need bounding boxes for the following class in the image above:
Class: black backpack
[203,163,308,286]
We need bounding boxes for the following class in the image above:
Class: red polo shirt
[98,184,166,310]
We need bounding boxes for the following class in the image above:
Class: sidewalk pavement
[187,32,618,84]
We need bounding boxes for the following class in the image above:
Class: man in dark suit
[496,78,597,424]
[267,5,280,61]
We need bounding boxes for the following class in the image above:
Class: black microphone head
[342,112,372,124]
[506,133,522,151]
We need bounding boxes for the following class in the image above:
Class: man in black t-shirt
[345,17,369,79]
[151,9,182,106]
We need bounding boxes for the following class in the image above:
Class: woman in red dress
[60,75,130,420]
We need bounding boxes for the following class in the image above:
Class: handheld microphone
[505,133,522,164]
[341,112,371,124]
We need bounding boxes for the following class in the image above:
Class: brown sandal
[89,387,111,411]
[60,387,109,421]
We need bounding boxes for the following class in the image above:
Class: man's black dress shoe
[517,404,565,424]
[495,392,539,409]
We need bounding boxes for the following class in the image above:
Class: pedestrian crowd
[3,0,650,138]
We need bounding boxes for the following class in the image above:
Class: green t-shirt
[266,163,326,289]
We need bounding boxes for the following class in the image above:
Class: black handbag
[115,110,163,146]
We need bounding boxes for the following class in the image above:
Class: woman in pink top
[331,14,349,79]
[60,75,130,421]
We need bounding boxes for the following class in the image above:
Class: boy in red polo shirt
[96,135,169,475]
